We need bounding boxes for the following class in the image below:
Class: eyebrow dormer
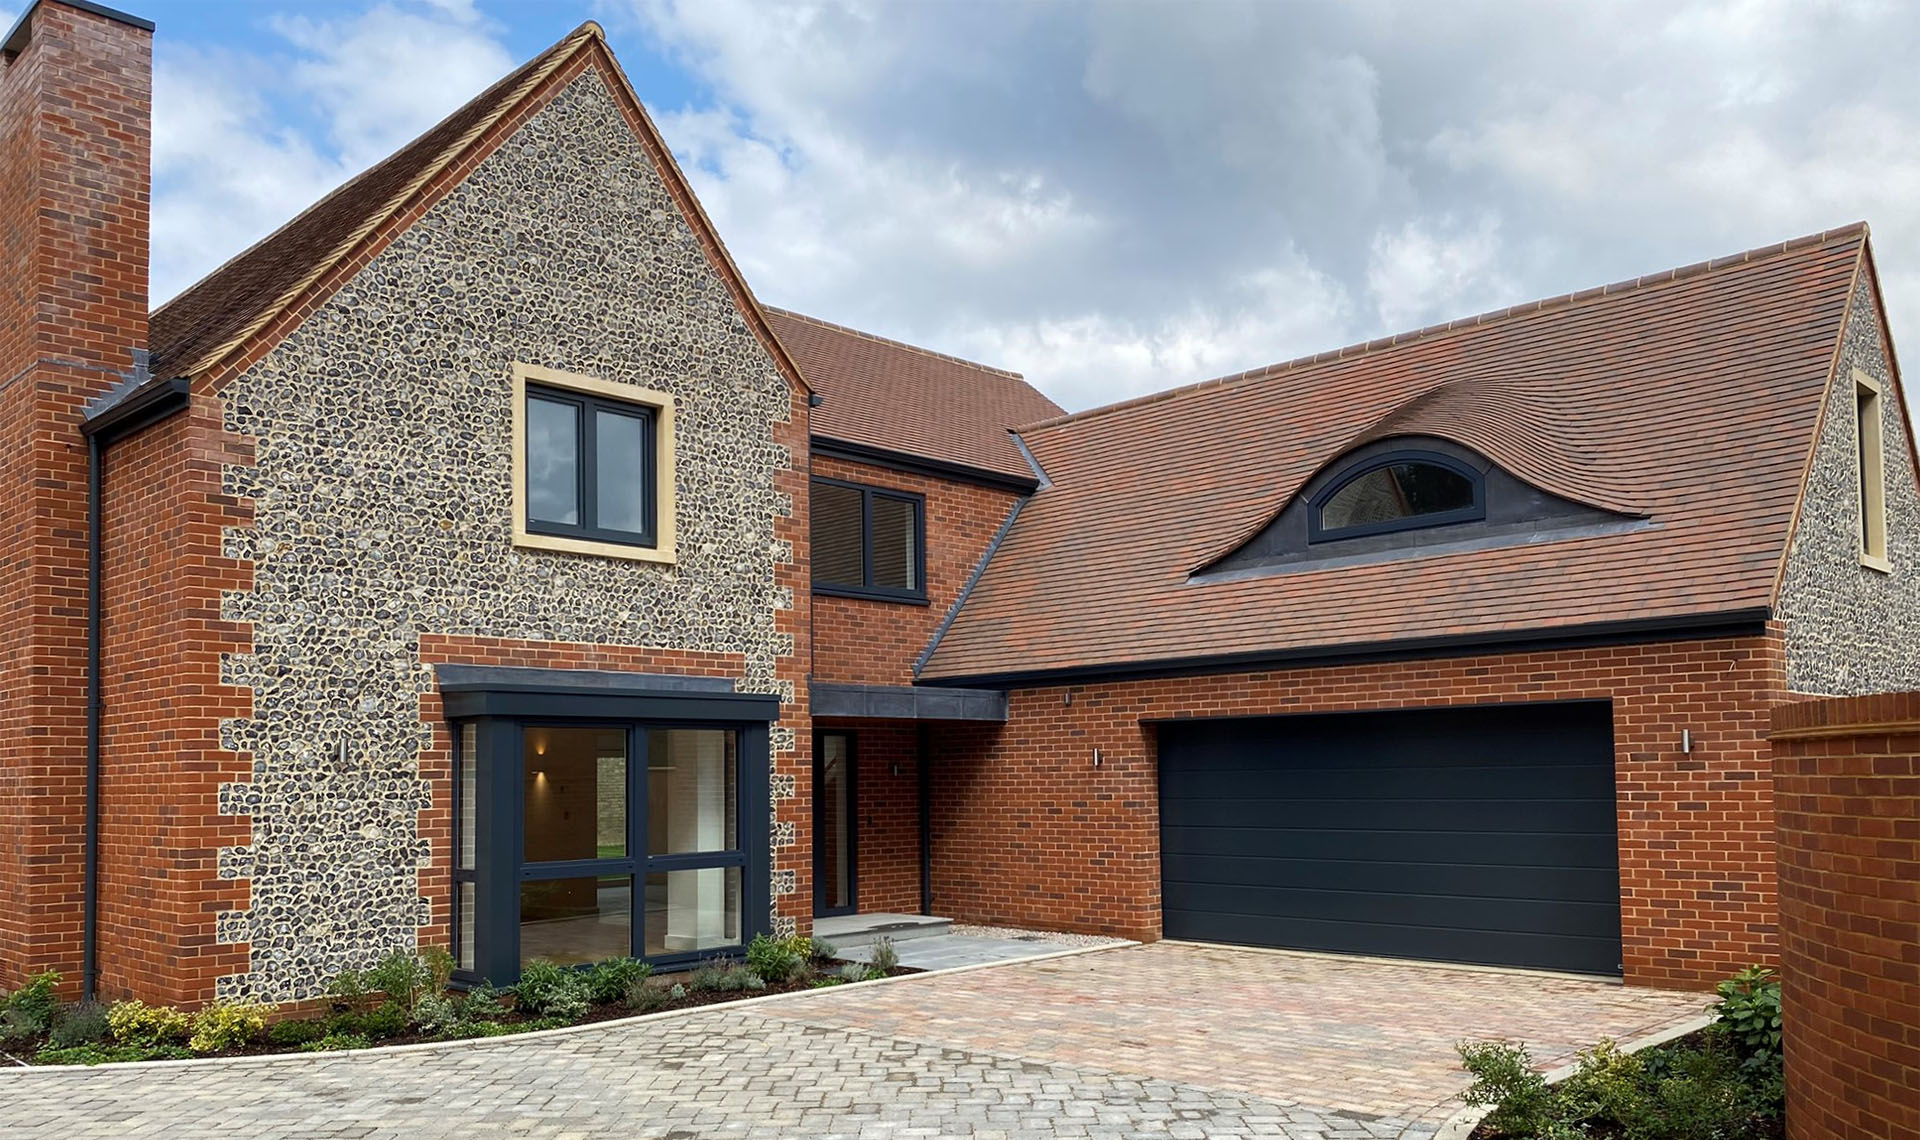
[1197,435,1646,580]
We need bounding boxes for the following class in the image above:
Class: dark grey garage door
[1158,701,1621,976]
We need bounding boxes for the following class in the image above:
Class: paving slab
[0,941,1710,1138]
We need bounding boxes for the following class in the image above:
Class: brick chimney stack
[0,0,153,993]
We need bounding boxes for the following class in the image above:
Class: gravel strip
[946,923,1133,947]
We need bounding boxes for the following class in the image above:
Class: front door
[813,731,857,916]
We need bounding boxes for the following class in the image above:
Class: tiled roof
[920,225,1871,683]
[766,308,1062,483]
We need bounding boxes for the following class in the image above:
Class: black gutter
[810,436,1038,495]
[919,608,1775,691]
[79,374,190,1002]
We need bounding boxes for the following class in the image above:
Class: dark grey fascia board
[434,664,776,722]
[809,436,1038,495]
[917,608,1775,690]
[4,0,154,56]
[82,376,189,443]
[811,682,1008,722]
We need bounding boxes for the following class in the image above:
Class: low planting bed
[1,934,913,1067]
[1458,967,1784,1140]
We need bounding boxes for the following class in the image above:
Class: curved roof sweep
[920,224,1873,684]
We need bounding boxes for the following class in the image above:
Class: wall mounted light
[1681,730,1693,754]
[1092,748,1103,768]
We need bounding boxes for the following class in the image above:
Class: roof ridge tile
[1017,221,1869,435]
[762,306,1026,380]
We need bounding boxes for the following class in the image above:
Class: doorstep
[811,913,951,949]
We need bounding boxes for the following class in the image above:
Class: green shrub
[47,1002,109,1049]
[624,979,672,1012]
[266,1018,325,1047]
[514,961,591,1019]
[458,986,509,1024]
[1458,1040,1554,1138]
[36,1042,191,1066]
[365,947,456,1015]
[745,934,810,984]
[106,999,194,1047]
[188,1002,271,1054]
[688,962,763,993]
[4,971,62,1036]
[299,1032,373,1053]
[413,993,459,1035]
[325,966,378,1013]
[586,958,651,1005]
[808,936,837,962]
[1712,965,1782,1071]
[867,936,899,974]
[363,1001,408,1039]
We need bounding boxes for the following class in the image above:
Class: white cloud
[1367,216,1518,332]
[149,1,515,303]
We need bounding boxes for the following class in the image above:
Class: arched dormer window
[1309,450,1484,542]
[1194,435,1647,582]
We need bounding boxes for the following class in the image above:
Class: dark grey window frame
[812,730,858,918]
[446,685,775,986]
[524,383,658,548]
[1307,448,1486,543]
[810,476,928,604]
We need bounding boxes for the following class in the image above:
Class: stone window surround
[510,361,679,564]
[1854,366,1891,573]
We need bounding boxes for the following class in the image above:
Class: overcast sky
[34,0,1920,411]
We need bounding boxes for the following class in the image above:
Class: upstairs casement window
[511,363,676,564]
[1855,367,1890,572]
[1309,450,1486,542]
[811,477,926,602]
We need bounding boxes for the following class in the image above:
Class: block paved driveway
[1,943,1709,1140]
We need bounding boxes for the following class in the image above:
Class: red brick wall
[0,0,152,994]
[929,631,1789,989]
[1771,693,1920,1140]
[815,719,922,915]
[810,455,1020,686]
[94,398,254,1007]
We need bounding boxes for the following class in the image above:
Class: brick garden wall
[809,454,1020,686]
[0,1,152,993]
[1770,693,1920,1140]
[929,631,1790,990]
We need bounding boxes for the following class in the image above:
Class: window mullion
[861,487,876,589]
[579,394,598,534]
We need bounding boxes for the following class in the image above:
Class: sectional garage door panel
[1157,702,1621,976]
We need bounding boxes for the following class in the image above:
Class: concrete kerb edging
[1428,1011,1717,1140]
[0,941,1135,1075]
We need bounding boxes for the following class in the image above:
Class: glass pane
[520,875,631,967]
[817,734,852,911]
[526,395,579,525]
[643,867,740,956]
[811,482,865,586]
[871,496,918,591]
[647,729,737,855]
[457,722,477,871]
[524,726,628,863]
[456,880,475,971]
[1320,462,1474,532]
[595,408,650,535]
